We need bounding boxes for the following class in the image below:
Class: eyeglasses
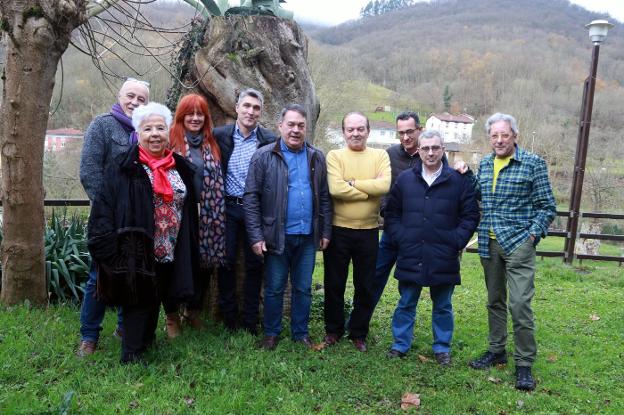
[125,77,150,87]
[396,127,422,137]
[490,133,512,140]
[419,145,443,153]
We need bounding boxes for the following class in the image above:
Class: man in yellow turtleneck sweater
[323,112,391,353]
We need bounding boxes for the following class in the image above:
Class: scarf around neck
[182,134,226,267]
[138,146,176,202]
[110,103,138,145]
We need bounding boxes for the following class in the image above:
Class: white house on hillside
[45,128,83,152]
[425,113,475,143]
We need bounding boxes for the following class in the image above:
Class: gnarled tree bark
[0,0,87,305]
[168,15,320,140]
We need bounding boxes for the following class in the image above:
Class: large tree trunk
[0,1,86,305]
[167,15,320,140]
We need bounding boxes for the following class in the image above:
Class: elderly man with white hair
[458,112,556,390]
[87,102,200,364]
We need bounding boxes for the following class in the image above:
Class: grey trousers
[480,238,536,367]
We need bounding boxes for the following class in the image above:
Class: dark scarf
[110,103,138,145]
[184,134,226,267]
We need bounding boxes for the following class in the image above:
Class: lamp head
[586,20,614,45]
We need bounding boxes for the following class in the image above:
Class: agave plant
[44,210,91,303]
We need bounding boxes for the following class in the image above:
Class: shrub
[0,210,91,304]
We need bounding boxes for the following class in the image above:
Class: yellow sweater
[326,147,391,229]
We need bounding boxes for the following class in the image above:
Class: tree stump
[172,15,318,322]
[168,15,320,139]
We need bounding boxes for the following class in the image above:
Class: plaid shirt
[473,145,556,258]
[225,125,258,197]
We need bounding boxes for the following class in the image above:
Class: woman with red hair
[168,93,226,337]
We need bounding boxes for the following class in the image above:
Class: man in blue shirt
[244,104,332,350]
[214,88,277,334]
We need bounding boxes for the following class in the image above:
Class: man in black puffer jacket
[384,130,479,365]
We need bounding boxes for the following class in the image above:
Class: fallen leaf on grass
[184,397,195,407]
[312,342,327,351]
[487,376,502,384]
[417,354,430,363]
[589,314,600,321]
[546,354,558,362]
[400,392,421,410]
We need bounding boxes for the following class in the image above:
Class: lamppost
[563,20,614,264]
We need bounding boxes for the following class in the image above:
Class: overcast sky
[274,0,624,26]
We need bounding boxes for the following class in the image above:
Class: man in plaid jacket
[459,112,556,391]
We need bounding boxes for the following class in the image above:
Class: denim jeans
[263,234,316,340]
[391,281,455,354]
[371,231,398,309]
[79,261,123,342]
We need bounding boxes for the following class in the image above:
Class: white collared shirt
[421,163,443,186]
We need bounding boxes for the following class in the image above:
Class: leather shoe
[434,352,451,366]
[165,313,182,339]
[77,340,97,357]
[323,333,340,346]
[295,336,314,349]
[515,366,536,391]
[260,335,279,350]
[469,351,507,369]
[351,338,367,352]
[386,349,406,359]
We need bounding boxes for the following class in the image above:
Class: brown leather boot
[165,313,182,339]
[183,309,206,331]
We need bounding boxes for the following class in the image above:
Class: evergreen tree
[443,85,453,112]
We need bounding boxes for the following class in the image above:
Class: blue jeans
[264,234,316,340]
[391,281,455,354]
[79,262,123,342]
[371,231,398,308]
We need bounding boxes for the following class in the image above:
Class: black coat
[243,140,333,255]
[384,161,479,286]
[87,145,200,305]
[213,124,277,175]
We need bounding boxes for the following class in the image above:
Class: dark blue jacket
[244,140,332,255]
[385,161,479,286]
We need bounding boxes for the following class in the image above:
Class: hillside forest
[37,0,624,220]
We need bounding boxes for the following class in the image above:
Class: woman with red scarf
[167,94,226,337]
[87,102,199,364]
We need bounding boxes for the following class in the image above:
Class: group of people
[77,78,556,392]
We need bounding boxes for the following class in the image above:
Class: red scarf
[138,146,176,202]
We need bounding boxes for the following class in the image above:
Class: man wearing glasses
[371,112,423,309]
[459,113,556,390]
[384,130,479,365]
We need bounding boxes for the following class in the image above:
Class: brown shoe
[351,338,367,352]
[165,313,182,339]
[183,310,206,331]
[295,336,314,349]
[77,340,97,357]
[260,335,279,350]
[323,333,340,346]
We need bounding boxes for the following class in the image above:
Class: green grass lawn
[1,253,622,414]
